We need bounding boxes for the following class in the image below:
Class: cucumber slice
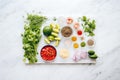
[89,54,98,59]
[51,32,58,37]
[44,38,50,44]
[50,23,56,28]
[54,40,59,47]
[55,37,61,41]
[48,36,55,41]
[88,50,95,55]
[53,29,59,33]
[55,24,60,30]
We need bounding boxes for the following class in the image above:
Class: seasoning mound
[61,26,73,37]
[87,39,94,46]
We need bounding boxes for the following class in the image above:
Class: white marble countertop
[0,0,120,80]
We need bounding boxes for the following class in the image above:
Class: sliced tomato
[40,45,57,61]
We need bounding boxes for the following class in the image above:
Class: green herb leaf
[22,14,46,64]
[81,16,96,37]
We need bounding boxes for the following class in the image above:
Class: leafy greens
[22,14,46,64]
[81,16,96,36]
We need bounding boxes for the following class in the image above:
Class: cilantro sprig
[81,16,96,36]
[22,14,46,64]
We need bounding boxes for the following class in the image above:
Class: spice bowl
[87,37,95,48]
[61,26,73,38]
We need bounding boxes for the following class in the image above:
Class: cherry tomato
[77,30,82,36]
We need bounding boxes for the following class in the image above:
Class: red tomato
[77,30,82,36]
[40,45,57,61]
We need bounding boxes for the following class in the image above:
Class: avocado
[88,50,95,55]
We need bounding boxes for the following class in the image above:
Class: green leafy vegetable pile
[22,14,46,64]
[81,16,96,36]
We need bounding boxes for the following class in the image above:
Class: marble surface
[0,0,120,80]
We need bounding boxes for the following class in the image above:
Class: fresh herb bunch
[22,14,46,64]
[81,16,96,36]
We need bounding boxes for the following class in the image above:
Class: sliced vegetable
[89,54,98,59]
[44,38,50,44]
[81,16,96,36]
[88,50,95,55]
[54,40,60,47]
[40,45,57,61]
[48,35,55,41]
[44,23,61,47]
[50,23,56,28]
[73,50,81,62]
[53,28,59,33]
[55,37,61,41]
[80,42,86,47]
[88,50,98,59]
[22,14,46,64]
[55,24,60,30]
[51,32,58,37]
[73,50,87,62]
